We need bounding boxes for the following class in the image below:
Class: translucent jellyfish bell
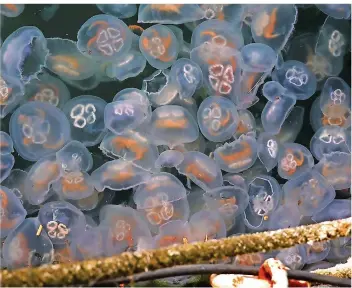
[314,151,351,190]
[197,96,239,142]
[189,210,227,242]
[316,4,351,19]
[2,218,53,270]
[0,72,25,118]
[24,155,61,205]
[9,101,71,162]
[191,19,244,50]
[99,205,152,255]
[104,99,151,135]
[133,173,189,233]
[261,81,296,135]
[244,175,282,231]
[22,72,71,109]
[272,60,317,100]
[233,109,256,139]
[214,135,258,173]
[276,245,307,270]
[99,131,159,172]
[277,143,314,180]
[138,4,204,24]
[0,153,15,183]
[154,220,192,248]
[282,169,335,217]
[176,151,223,191]
[96,4,137,19]
[169,58,203,99]
[319,77,351,120]
[257,132,281,172]
[316,17,350,67]
[251,4,297,51]
[139,24,179,69]
[238,43,277,108]
[77,14,133,61]
[62,95,107,147]
[38,200,86,245]
[155,150,184,169]
[190,42,241,102]
[310,126,350,160]
[0,4,24,17]
[312,199,351,223]
[203,185,249,230]
[56,140,93,173]
[0,186,27,238]
[91,159,151,192]
[150,105,199,148]
[304,241,331,265]
[1,26,48,84]
[0,131,14,155]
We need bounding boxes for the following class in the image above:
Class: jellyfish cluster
[0,3,351,278]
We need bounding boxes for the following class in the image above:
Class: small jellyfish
[0,186,27,238]
[1,26,48,84]
[251,5,297,51]
[282,169,335,217]
[272,60,317,100]
[45,38,97,82]
[0,72,25,119]
[96,4,137,19]
[24,155,61,205]
[0,4,24,17]
[142,69,179,107]
[53,171,95,201]
[2,218,53,270]
[277,143,314,180]
[1,169,39,215]
[140,24,179,69]
[0,131,14,155]
[91,159,151,192]
[169,58,203,99]
[233,109,256,139]
[133,173,189,233]
[155,150,184,169]
[150,105,199,148]
[40,4,59,21]
[276,245,306,270]
[326,237,351,262]
[197,96,239,142]
[316,4,351,19]
[9,101,71,162]
[257,132,280,172]
[189,210,226,242]
[214,134,258,173]
[190,42,241,102]
[176,151,223,191]
[56,141,93,173]
[69,226,107,260]
[99,131,159,172]
[314,152,351,190]
[104,99,151,135]
[304,241,331,264]
[312,199,351,223]
[316,17,350,66]
[62,95,107,147]
[113,88,150,105]
[22,72,71,109]
[310,126,350,160]
[261,81,296,135]
[203,185,249,230]
[319,77,351,120]
[238,43,277,108]
[68,190,100,212]
[191,19,244,50]
[244,175,282,231]
[267,203,302,231]
[0,154,15,183]
[154,220,192,248]
[38,201,86,245]
[77,14,133,61]
[138,4,204,24]
[99,205,152,255]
